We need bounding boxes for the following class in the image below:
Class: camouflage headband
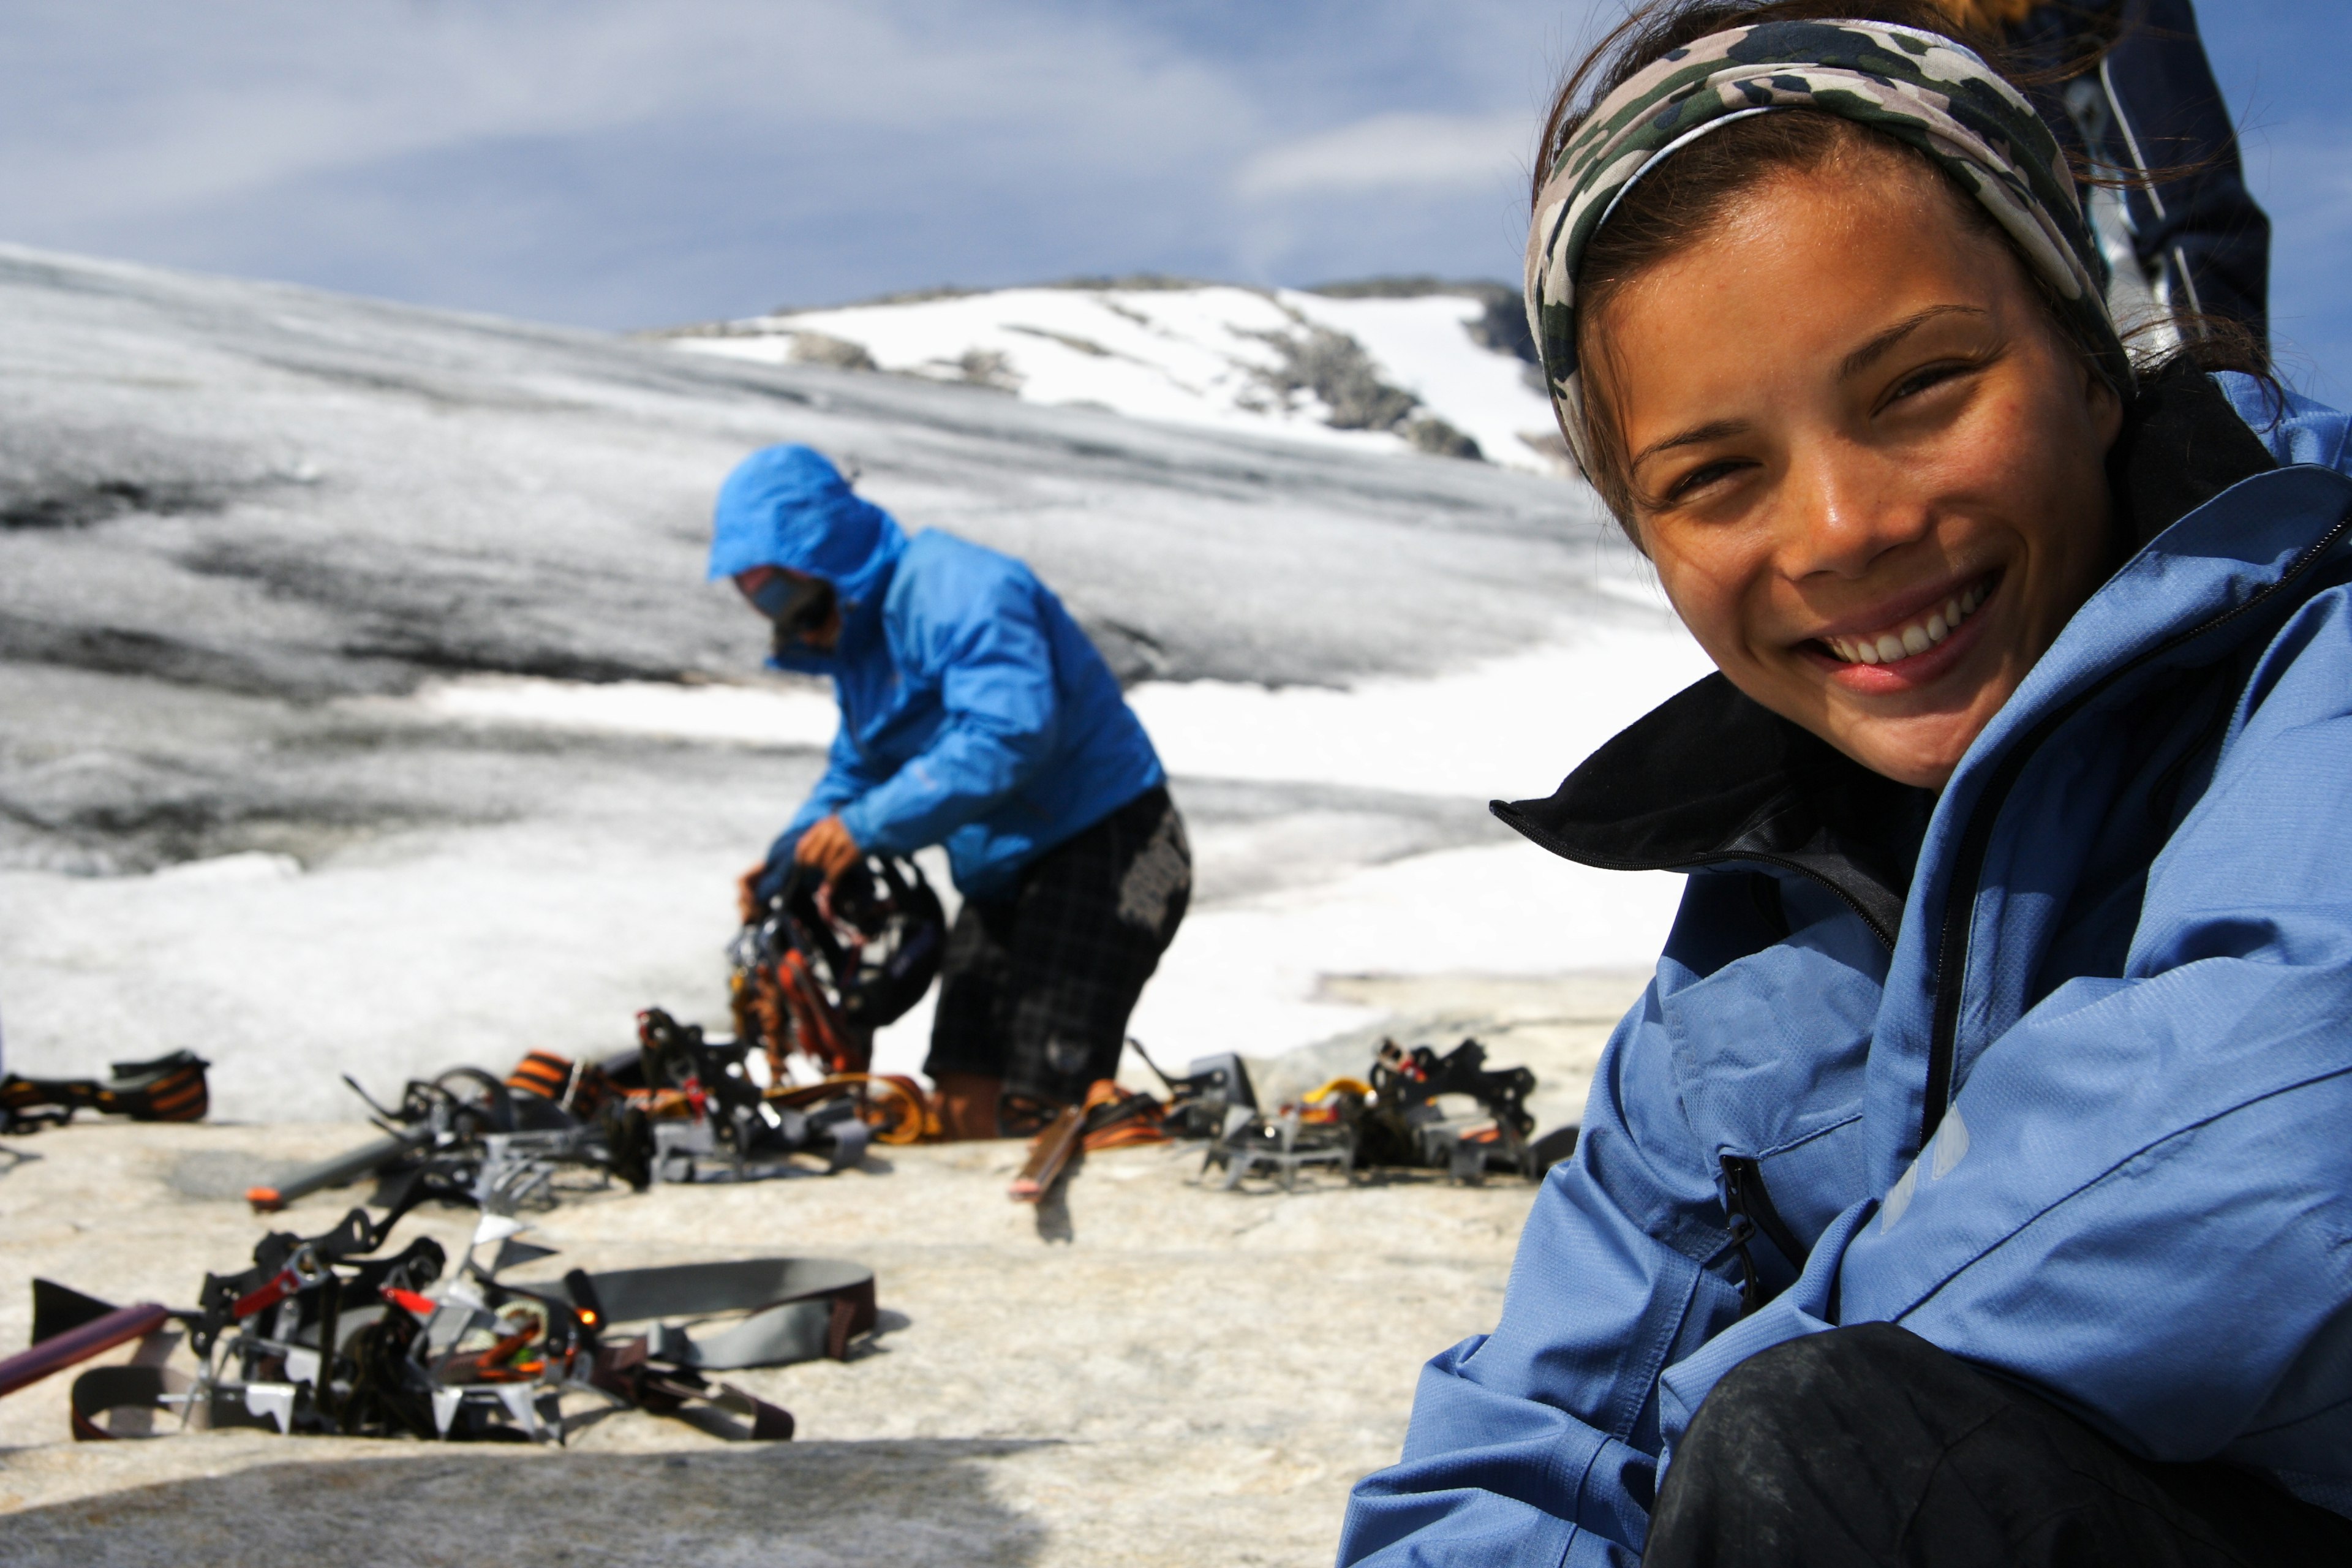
[1525,18,2127,480]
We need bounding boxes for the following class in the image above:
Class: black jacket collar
[1491,362,2278,948]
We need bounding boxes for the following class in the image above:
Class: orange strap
[769,1074,938,1145]
[1078,1079,1169,1151]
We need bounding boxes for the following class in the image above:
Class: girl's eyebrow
[1631,418,1750,473]
[1840,304,1989,380]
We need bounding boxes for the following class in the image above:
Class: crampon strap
[1,1050,210,1130]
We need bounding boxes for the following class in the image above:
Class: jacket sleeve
[1338,973,1745,1566]
[1657,585,2352,1479]
[835,564,1060,858]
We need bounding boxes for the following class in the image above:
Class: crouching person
[1341,2,2352,1564]
[710,445,1188,1139]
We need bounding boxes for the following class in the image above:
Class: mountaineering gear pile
[1221,1044,1547,1189]
[1338,371,2352,1565]
[1,1050,209,1131]
[927,784,1189,1106]
[258,853,951,1212]
[1137,1036,1566,1191]
[251,1060,652,1215]
[1525,19,2129,479]
[30,1196,873,1445]
[707,445,1165,902]
[1644,1322,2352,1566]
[631,853,944,1169]
[1352,1039,1537,1178]
[625,1011,888,1181]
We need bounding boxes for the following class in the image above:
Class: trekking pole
[247,1121,435,1213]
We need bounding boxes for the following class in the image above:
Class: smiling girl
[1339,2,2352,1564]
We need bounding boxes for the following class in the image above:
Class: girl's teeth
[1830,578,1990,666]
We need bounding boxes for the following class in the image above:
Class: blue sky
[1,1,2342,394]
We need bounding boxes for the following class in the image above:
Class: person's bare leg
[932,1072,1003,1140]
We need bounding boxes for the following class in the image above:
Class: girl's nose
[1775,445,1924,583]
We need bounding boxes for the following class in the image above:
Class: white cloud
[0,0,1254,230]
[1235,111,1531,200]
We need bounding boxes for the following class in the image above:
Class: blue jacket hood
[707,447,905,646]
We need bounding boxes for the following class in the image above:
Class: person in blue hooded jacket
[709,445,1188,1139]
[1340,2,2352,1564]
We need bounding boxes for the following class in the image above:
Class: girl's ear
[2087,359,2126,454]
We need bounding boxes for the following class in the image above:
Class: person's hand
[793,814,863,885]
[736,861,772,923]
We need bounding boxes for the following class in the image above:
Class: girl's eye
[1885,360,1973,405]
[1668,458,1750,500]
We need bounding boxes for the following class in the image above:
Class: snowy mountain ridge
[660,276,1574,477]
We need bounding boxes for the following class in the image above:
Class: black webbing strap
[537,1257,876,1368]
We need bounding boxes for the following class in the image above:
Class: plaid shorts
[925,786,1190,1106]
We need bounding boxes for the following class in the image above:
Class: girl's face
[1593,152,2123,789]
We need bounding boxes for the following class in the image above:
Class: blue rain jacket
[709,446,1164,900]
[1340,372,2352,1566]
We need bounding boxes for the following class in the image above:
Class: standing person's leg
[1644,1322,2352,1567]
[923,895,1019,1139]
[999,787,1191,1115]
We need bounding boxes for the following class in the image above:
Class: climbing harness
[729,856,945,1074]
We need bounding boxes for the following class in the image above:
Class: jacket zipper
[1919,503,2352,1148]
[1721,1153,1804,1316]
